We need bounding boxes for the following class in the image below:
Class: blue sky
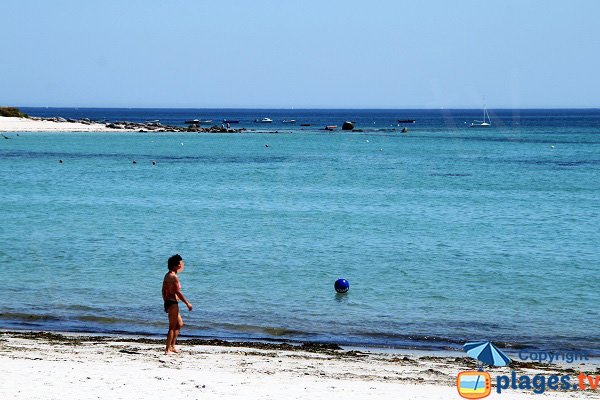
[2,0,599,108]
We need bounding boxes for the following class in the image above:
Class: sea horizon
[16,106,600,110]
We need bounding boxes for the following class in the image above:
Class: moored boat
[469,106,491,128]
[255,117,273,123]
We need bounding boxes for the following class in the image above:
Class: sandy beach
[0,332,596,399]
[0,116,128,132]
[0,115,242,133]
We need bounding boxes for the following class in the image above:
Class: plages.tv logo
[457,341,511,399]
[457,342,599,396]
[456,371,491,399]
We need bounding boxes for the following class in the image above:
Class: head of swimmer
[167,254,184,273]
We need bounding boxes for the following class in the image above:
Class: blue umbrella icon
[464,341,511,367]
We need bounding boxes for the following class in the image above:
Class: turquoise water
[1,109,599,353]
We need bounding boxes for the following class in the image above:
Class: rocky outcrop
[342,121,354,130]
[104,121,244,133]
[31,116,245,133]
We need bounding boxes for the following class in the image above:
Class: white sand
[0,333,596,399]
[0,116,127,132]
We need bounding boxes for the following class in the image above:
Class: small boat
[223,119,239,124]
[300,123,311,127]
[397,119,416,124]
[282,120,296,123]
[470,106,491,128]
[185,119,200,124]
[255,117,273,123]
[199,120,213,124]
[325,125,337,131]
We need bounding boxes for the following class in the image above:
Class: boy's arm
[173,276,192,311]
[176,290,192,311]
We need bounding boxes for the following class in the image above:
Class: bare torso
[162,271,180,302]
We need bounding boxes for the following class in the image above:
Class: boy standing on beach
[162,254,193,354]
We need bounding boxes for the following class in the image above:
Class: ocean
[1,108,599,355]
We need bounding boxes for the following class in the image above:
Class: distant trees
[0,107,28,118]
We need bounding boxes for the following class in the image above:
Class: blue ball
[334,278,349,293]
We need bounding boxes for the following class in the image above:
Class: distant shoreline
[0,116,244,133]
[5,108,600,134]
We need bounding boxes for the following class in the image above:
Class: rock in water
[342,121,354,130]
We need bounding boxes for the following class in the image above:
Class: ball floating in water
[334,278,349,293]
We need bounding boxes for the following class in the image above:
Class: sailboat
[470,106,491,128]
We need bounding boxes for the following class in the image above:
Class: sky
[1,0,599,109]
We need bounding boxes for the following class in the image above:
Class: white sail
[470,106,491,128]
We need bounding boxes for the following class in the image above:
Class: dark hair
[167,254,183,271]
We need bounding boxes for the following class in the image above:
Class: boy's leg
[171,313,184,352]
[166,330,175,353]
[166,305,179,353]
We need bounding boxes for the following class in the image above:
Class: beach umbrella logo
[463,341,511,367]
[456,342,511,399]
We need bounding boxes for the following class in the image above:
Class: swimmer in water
[162,254,192,354]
